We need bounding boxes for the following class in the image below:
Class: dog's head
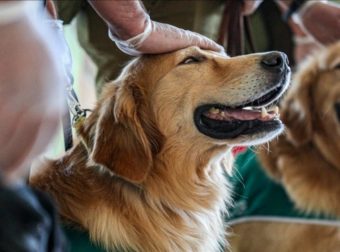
[281,42,340,166]
[80,47,290,183]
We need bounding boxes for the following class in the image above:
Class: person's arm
[88,0,147,40]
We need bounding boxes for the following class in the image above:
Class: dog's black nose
[261,52,288,72]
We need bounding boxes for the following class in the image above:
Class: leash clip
[66,86,91,126]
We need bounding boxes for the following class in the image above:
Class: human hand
[0,2,65,183]
[89,0,224,56]
[298,1,340,45]
[129,0,264,55]
[110,17,225,56]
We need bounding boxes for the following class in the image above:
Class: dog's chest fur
[85,164,229,251]
[86,186,228,252]
[35,145,231,252]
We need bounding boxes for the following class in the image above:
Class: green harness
[63,228,132,252]
[63,228,107,252]
[226,148,339,226]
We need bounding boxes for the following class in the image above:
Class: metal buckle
[66,86,91,125]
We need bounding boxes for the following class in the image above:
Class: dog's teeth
[210,108,220,114]
[261,107,268,118]
[268,106,279,114]
[273,106,279,114]
[221,111,226,116]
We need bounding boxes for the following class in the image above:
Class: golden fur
[229,42,340,252]
[30,47,288,252]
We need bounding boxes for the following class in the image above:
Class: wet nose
[261,52,288,72]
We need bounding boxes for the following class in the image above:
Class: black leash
[62,97,73,151]
[64,83,92,151]
[218,0,256,56]
[42,0,87,151]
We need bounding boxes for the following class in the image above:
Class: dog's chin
[194,75,289,142]
[229,125,284,146]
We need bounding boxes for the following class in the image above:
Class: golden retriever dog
[30,47,290,252]
[229,42,340,252]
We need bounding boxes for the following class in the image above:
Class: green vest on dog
[227,148,339,226]
[63,228,132,252]
[63,228,107,252]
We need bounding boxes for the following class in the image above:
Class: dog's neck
[144,141,231,210]
[73,140,232,252]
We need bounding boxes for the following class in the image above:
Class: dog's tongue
[228,109,263,120]
[204,108,276,121]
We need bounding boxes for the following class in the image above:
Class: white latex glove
[109,0,264,56]
[109,15,225,56]
[89,0,224,56]
[0,2,65,183]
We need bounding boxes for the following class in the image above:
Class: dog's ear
[89,82,163,184]
[281,60,318,146]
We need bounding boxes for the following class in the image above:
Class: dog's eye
[334,63,340,70]
[180,56,204,65]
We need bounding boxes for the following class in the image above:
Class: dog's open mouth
[194,86,285,139]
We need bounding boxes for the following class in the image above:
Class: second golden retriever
[229,42,340,252]
[30,47,290,251]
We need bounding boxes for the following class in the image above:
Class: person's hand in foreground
[0,1,65,183]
